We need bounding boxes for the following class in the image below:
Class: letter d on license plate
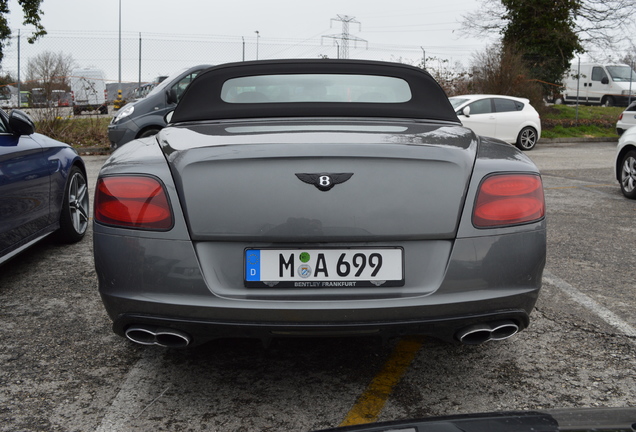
[244,248,404,288]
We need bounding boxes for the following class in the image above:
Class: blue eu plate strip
[245,250,261,281]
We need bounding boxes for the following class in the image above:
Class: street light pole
[17,30,20,98]
[118,0,122,95]
[255,30,260,60]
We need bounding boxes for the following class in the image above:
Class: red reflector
[95,176,173,230]
[473,174,544,228]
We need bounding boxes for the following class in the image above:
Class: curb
[540,137,617,144]
[74,146,111,155]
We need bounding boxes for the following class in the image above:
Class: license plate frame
[244,247,404,288]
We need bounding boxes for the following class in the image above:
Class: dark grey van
[108,64,211,149]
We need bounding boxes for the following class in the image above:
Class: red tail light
[95,176,173,230]
[473,174,545,228]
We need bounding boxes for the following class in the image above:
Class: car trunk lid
[160,120,477,242]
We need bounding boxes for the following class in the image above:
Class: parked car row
[3,59,636,432]
[0,88,72,109]
[5,59,636,354]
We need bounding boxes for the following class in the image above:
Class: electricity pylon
[322,15,368,59]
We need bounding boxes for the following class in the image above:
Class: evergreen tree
[501,0,583,90]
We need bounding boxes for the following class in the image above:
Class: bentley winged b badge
[295,173,354,191]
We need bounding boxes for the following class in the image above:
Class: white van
[70,68,108,115]
[561,63,636,106]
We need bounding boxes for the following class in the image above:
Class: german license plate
[244,248,404,288]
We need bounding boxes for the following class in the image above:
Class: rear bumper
[111,309,531,347]
[616,120,636,136]
[95,227,544,346]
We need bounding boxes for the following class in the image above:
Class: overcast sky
[4,0,496,81]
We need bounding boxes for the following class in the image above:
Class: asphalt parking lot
[1,140,635,431]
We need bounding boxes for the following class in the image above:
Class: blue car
[0,109,89,265]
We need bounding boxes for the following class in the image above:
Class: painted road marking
[97,271,636,430]
[338,271,636,427]
[543,271,636,339]
[95,350,163,432]
[339,336,424,427]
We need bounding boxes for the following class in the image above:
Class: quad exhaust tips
[125,325,191,348]
[455,320,519,345]
[124,321,518,347]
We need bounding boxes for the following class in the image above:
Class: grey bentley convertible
[93,59,546,348]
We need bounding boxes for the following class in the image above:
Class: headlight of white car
[113,105,135,123]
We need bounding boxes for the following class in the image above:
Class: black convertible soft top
[171,59,459,124]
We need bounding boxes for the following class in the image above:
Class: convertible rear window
[171,60,460,123]
[221,74,412,104]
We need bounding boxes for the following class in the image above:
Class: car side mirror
[164,110,174,124]
[9,109,35,135]
[167,88,178,105]
[601,76,609,85]
[461,106,471,117]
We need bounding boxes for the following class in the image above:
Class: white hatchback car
[449,95,542,150]
[616,101,636,136]
[615,126,636,198]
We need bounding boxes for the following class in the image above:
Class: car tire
[619,150,636,199]
[56,166,90,243]
[515,127,538,151]
[138,128,162,139]
[601,96,615,107]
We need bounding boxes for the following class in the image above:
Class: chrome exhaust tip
[155,328,191,348]
[456,323,493,345]
[125,325,158,345]
[125,325,191,348]
[456,320,519,345]
[489,320,519,341]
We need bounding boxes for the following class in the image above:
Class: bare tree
[461,0,636,52]
[577,0,636,47]
[460,0,506,39]
[25,51,75,99]
[470,44,546,114]
[423,57,471,96]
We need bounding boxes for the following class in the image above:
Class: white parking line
[95,350,164,432]
[543,270,636,338]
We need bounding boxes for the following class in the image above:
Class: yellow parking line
[339,336,424,427]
